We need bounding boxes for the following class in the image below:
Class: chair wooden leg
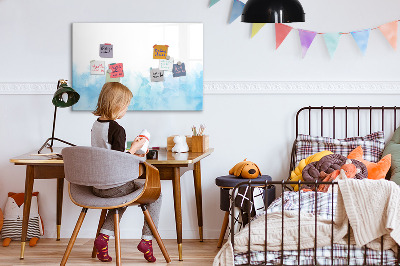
[217,211,230,248]
[60,208,88,266]
[114,210,121,266]
[91,209,108,258]
[141,205,171,263]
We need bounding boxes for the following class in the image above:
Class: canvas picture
[72,23,203,111]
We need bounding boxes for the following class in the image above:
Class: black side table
[215,175,275,248]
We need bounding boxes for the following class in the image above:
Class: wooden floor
[0,239,221,265]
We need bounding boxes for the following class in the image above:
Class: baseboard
[1,81,400,94]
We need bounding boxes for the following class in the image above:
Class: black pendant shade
[242,0,305,23]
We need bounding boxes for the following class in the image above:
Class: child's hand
[129,137,147,155]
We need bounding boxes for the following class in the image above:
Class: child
[91,82,162,263]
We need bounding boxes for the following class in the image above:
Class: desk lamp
[38,79,80,154]
[241,0,305,23]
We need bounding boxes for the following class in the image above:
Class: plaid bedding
[294,131,385,166]
[234,191,397,265]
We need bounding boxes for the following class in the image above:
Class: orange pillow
[347,146,391,180]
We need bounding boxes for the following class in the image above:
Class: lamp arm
[50,105,57,148]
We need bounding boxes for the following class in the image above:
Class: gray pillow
[382,126,400,184]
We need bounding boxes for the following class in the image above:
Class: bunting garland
[229,0,245,24]
[275,23,293,49]
[298,30,317,58]
[378,21,398,50]
[323,33,341,58]
[351,29,370,55]
[251,23,266,38]
[209,0,220,8]
[208,2,399,58]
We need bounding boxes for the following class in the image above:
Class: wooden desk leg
[20,165,35,259]
[193,161,204,242]
[56,178,64,241]
[172,167,183,261]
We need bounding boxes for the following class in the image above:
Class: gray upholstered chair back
[62,146,145,188]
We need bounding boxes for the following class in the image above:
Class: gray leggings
[92,180,162,240]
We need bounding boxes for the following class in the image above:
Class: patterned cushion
[295,131,385,166]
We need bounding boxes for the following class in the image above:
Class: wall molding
[1,81,400,95]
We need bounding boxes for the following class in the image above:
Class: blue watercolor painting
[72,23,203,111]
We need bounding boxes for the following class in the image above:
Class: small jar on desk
[215,175,275,248]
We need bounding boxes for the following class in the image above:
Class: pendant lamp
[242,0,305,23]
[38,79,80,154]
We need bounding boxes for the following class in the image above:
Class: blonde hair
[93,82,133,120]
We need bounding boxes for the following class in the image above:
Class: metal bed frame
[230,106,400,266]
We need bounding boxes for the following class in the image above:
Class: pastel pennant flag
[378,21,398,50]
[275,23,293,49]
[251,23,266,38]
[351,29,370,55]
[209,0,220,7]
[323,33,341,58]
[229,0,245,24]
[298,29,317,58]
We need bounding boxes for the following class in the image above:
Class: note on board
[159,57,174,71]
[108,63,124,78]
[150,68,165,82]
[99,43,113,58]
[153,45,169,59]
[106,72,120,82]
[90,60,105,75]
[172,63,186,77]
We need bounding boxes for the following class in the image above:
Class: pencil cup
[191,135,209,153]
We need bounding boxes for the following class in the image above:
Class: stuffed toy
[289,150,333,191]
[1,192,44,247]
[317,160,360,193]
[229,159,261,179]
[348,146,391,180]
[172,135,189,153]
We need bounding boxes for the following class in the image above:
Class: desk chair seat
[60,146,171,266]
[69,181,144,208]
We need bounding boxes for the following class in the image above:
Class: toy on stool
[1,192,44,247]
[229,159,261,179]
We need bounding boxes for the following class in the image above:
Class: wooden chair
[60,146,171,265]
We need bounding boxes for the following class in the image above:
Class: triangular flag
[229,0,245,24]
[251,23,266,38]
[323,33,341,58]
[275,23,293,49]
[378,21,398,50]
[209,0,220,7]
[351,29,370,55]
[298,29,317,58]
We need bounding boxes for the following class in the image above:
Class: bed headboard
[290,106,400,179]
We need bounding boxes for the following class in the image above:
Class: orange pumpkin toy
[229,159,261,179]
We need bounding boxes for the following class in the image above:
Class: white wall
[1,0,400,240]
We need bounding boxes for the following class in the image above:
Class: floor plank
[0,239,221,265]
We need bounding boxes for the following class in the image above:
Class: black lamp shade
[242,0,305,23]
[52,84,80,108]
